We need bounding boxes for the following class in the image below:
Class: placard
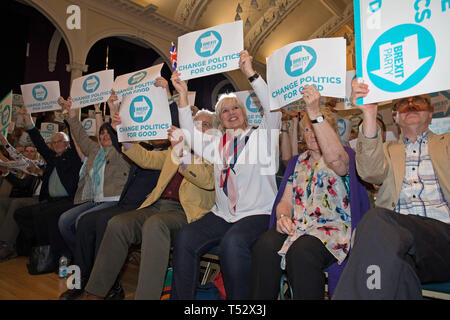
[70,70,114,109]
[178,20,243,81]
[82,118,97,136]
[40,122,59,143]
[0,91,12,136]
[267,37,346,110]
[113,64,164,101]
[20,81,60,113]
[116,65,171,142]
[234,90,263,126]
[353,0,450,104]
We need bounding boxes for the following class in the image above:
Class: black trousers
[250,227,336,300]
[74,204,137,286]
[333,208,450,299]
[14,197,74,257]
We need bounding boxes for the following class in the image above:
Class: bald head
[50,132,70,155]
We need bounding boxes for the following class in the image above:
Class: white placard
[172,91,197,107]
[113,64,163,101]
[40,122,59,143]
[178,20,243,81]
[353,0,450,105]
[0,91,12,136]
[335,70,357,110]
[20,81,61,113]
[267,37,347,110]
[234,90,263,126]
[82,118,97,136]
[117,66,171,142]
[429,117,450,135]
[70,70,114,109]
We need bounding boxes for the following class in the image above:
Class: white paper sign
[82,118,97,136]
[113,64,163,101]
[335,70,357,110]
[117,66,171,142]
[0,91,12,136]
[353,0,450,105]
[178,20,243,81]
[429,117,450,135]
[70,70,114,109]
[40,122,59,143]
[20,81,60,113]
[234,90,263,126]
[267,37,347,110]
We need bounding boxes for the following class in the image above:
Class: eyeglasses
[394,97,429,111]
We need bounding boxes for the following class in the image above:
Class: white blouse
[178,77,281,222]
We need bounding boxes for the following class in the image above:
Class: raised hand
[111,112,121,131]
[239,50,256,78]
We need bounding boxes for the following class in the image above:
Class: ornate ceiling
[127,0,354,65]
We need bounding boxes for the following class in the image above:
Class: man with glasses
[332,80,450,299]
[13,106,82,271]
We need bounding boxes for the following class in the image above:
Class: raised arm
[239,50,281,130]
[351,79,387,185]
[302,85,349,176]
[60,97,99,157]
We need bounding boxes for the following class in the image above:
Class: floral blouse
[278,151,351,268]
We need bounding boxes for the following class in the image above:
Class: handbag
[26,245,57,275]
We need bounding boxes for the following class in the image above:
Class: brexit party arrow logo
[128,71,147,86]
[32,85,48,101]
[130,95,153,123]
[83,75,100,93]
[195,30,222,58]
[285,45,317,77]
[367,24,436,92]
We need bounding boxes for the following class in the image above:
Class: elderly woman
[168,50,281,300]
[57,97,130,256]
[250,85,354,300]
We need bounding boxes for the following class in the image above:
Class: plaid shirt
[395,130,450,223]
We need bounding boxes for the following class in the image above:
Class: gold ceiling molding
[245,0,304,57]
[175,0,211,28]
[308,1,354,40]
[88,0,191,35]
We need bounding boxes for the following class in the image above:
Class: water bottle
[59,255,68,278]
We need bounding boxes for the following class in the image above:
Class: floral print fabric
[278,151,351,268]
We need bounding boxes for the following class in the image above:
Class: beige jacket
[123,143,215,223]
[66,117,130,205]
[356,129,450,211]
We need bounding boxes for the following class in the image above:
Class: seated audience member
[83,89,215,301]
[169,50,281,300]
[13,106,82,272]
[59,79,179,300]
[333,80,450,299]
[0,136,44,261]
[250,85,367,299]
[57,97,130,255]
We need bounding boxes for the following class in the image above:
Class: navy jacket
[27,121,82,202]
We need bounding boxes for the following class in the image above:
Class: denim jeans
[171,212,270,300]
[58,201,118,255]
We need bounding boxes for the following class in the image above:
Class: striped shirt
[395,130,450,223]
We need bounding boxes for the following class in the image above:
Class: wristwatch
[248,73,260,83]
[311,114,324,124]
